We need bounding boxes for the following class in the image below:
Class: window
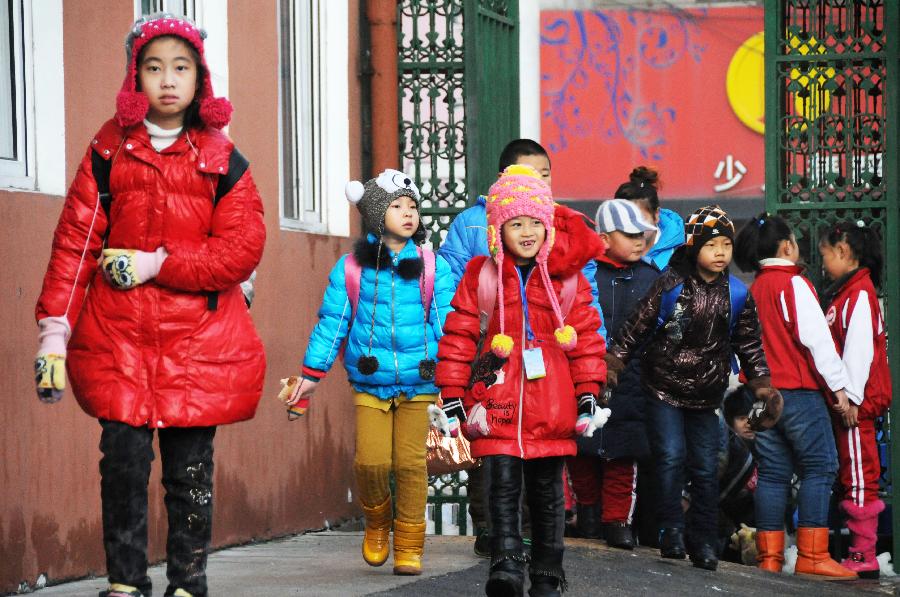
[0,0,30,181]
[278,0,349,235]
[136,0,195,19]
[0,0,64,193]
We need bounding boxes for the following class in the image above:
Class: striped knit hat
[485,165,576,358]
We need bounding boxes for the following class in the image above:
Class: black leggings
[99,420,216,597]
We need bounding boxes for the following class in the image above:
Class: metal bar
[764,0,780,215]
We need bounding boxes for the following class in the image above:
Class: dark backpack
[91,146,249,310]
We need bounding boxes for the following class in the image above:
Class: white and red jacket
[824,268,891,418]
[750,261,852,397]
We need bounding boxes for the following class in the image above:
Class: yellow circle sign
[726,31,765,135]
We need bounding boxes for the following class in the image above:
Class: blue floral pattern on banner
[541,9,706,160]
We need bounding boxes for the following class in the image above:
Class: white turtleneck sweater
[144,119,183,152]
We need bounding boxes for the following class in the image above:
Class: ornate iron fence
[398,0,519,533]
[765,0,899,557]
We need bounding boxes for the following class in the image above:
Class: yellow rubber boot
[393,520,426,575]
[362,495,393,566]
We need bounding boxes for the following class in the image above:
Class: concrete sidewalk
[32,532,899,596]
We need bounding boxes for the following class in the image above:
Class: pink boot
[841,499,885,579]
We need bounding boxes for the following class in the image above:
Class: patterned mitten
[441,398,467,438]
[101,247,168,290]
[35,316,70,403]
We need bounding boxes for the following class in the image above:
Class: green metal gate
[765,0,899,557]
[398,0,520,533]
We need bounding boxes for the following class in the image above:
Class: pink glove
[35,317,70,403]
[101,247,168,290]
[464,402,491,440]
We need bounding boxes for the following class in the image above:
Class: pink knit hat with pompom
[485,165,577,358]
[116,12,232,129]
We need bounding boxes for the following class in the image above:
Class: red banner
[541,7,764,200]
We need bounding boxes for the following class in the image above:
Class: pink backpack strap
[419,246,436,317]
[559,274,579,319]
[344,253,362,322]
[476,259,498,336]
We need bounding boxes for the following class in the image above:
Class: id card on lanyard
[518,267,546,380]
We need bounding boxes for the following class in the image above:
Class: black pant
[487,455,564,576]
[99,420,216,597]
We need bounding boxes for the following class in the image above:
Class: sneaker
[473,527,490,558]
[99,584,144,597]
[172,590,194,597]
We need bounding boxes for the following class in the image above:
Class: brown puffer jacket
[608,269,769,409]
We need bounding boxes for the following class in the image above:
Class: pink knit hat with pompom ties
[485,164,577,358]
[116,12,232,129]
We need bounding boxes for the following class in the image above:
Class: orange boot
[794,527,858,580]
[361,495,393,566]
[756,530,785,573]
[393,520,426,575]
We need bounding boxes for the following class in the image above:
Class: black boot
[528,568,567,597]
[524,458,567,597]
[659,527,686,559]
[487,551,528,597]
[604,522,634,550]
[689,542,718,571]
[486,456,527,597]
[575,503,602,540]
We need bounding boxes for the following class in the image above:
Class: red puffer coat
[436,207,606,459]
[35,119,266,428]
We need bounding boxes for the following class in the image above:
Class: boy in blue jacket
[283,170,455,576]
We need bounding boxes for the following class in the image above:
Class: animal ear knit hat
[345,169,426,243]
[116,12,233,129]
[684,204,734,254]
[485,164,577,358]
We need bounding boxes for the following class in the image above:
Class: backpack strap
[728,274,749,374]
[91,149,113,241]
[344,253,362,323]
[419,246,436,319]
[559,274,579,319]
[656,282,684,332]
[476,259,499,338]
[214,148,249,205]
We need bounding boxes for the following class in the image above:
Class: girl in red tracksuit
[734,214,856,580]
[436,165,605,596]
[819,221,891,579]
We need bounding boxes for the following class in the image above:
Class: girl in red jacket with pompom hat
[436,164,606,596]
[33,12,265,597]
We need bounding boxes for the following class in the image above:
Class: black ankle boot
[604,522,634,550]
[659,528,686,559]
[486,552,527,597]
[528,567,567,597]
[575,503,602,540]
[689,542,718,571]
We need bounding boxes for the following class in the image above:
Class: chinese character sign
[540,7,764,200]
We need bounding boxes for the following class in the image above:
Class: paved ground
[30,532,900,596]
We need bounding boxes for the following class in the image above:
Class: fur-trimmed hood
[353,234,423,280]
[547,204,606,278]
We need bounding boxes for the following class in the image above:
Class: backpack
[91,145,250,311]
[474,259,579,342]
[341,246,437,348]
[655,273,748,373]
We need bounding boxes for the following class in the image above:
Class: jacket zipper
[517,269,534,458]
[390,268,400,384]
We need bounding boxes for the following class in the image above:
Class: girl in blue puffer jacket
[282,169,454,576]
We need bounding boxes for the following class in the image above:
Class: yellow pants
[353,392,433,524]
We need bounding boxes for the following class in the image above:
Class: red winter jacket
[35,119,266,428]
[436,208,606,459]
[824,268,891,418]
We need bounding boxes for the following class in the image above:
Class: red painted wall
[0,1,362,591]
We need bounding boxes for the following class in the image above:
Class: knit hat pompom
[117,13,232,129]
[490,333,514,358]
[554,325,578,351]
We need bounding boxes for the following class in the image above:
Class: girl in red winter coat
[819,221,892,579]
[33,13,265,597]
[436,165,606,596]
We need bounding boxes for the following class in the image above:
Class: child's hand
[464,402,490,439]
[841,404,859,428]
[35,353,66,403]
[604,354,624,388]
[440,398,467,438]
[278,376,318,420]
[748,386,784,431]
[831,389,850,415]
[101,247,168,289]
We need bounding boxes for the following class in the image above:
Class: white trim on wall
[319,1,350,237]
[519,0,541,140]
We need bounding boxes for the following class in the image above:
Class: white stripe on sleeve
[843,291,874,406]
[791,276,852,393]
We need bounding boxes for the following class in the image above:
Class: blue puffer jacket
[577,255,661,461]
[643,208,684,270]
[438,198,608,339]
[303,235,454,399]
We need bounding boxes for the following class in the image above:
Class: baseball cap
[595,199,657,234]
